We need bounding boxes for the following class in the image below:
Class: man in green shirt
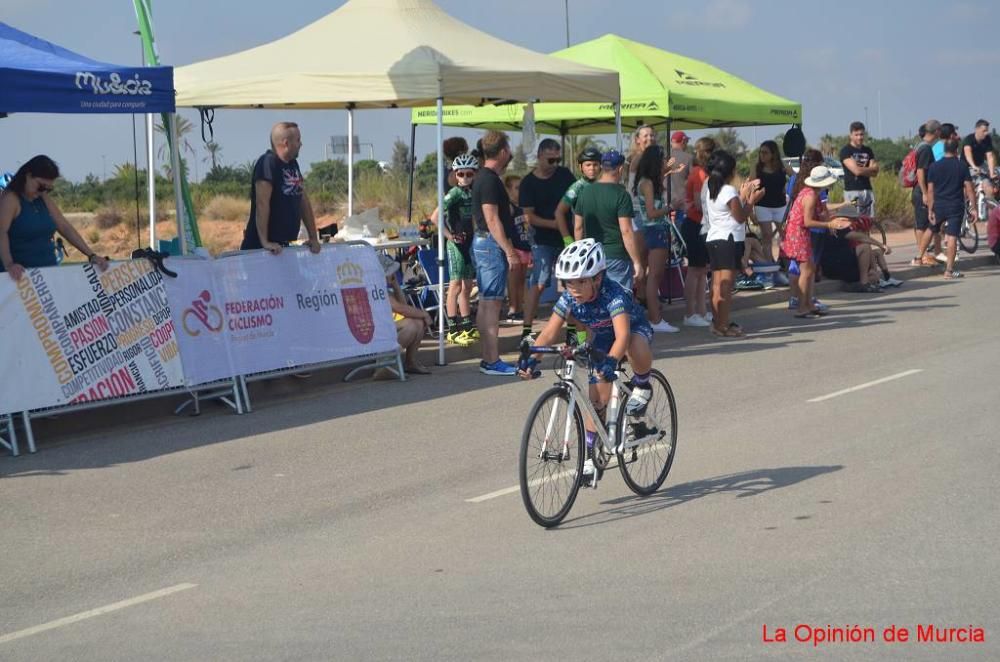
[573,150,644,291]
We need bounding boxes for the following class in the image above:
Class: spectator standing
[667,131,692,217]
[471,130,520,376]
[933,122,957,161]
[912,120,943,267]
[0,155,109,280]
[517,139,577,340]
[839,121,880,212]
[442,136,469,192]
[962,119,997,175]
[574,150,644,291]
[504,175,532,323]
[241,122,321,255]
[702,150,765,337]
[627,126,657,191]
[928,138,977,279]
[681,137,715,327]
[632,144,679,333]
[781,165,852,318]
[753,140,793,263]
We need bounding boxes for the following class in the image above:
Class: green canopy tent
[411,33,801,135]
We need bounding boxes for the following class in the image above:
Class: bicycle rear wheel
[617,369,678,496]
[960,204,980,254]
[519,387,585,528]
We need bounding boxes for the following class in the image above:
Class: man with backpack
[908,120,942,266]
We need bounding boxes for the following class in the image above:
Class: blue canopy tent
[0,22,174,114]
[0,22,182,250]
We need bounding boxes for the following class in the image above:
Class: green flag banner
[132,0,202,251]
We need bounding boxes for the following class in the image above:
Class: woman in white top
[701,150,765,338]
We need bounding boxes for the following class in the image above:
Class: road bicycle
[959,167,1000,254]
[517,342,678,528]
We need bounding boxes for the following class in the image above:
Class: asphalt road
[2,267,999,661]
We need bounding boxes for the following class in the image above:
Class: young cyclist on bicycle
[518,239,655,479]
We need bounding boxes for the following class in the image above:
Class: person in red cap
[668,131,692,215]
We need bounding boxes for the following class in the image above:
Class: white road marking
[0,583,197,645]
[466,485,521,503]
[808,369,923,403]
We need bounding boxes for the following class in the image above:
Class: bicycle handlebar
[518,341,608,366]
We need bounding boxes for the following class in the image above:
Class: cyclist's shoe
[581,458,596,487]
[465,327,480,341]
[447,330,474,347]
[625,384,653,416]
[479,359,517,376]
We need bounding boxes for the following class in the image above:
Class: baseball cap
[601,149,625,168]
[670,131,689,143]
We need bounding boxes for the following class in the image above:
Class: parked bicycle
[960,167,1000,254]
[517,342,678,528]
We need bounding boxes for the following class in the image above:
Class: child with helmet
[430,153,481,346]
[519,238,656,478]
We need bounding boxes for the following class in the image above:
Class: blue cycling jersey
[552,276,650,337]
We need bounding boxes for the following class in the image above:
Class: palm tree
[203,141,223,170]
[154,116,196,163]
[819,134,838,157]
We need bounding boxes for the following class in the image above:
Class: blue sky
[3,0,999,181]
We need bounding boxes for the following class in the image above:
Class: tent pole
[168,115,188,255]
[146,113,156,248]
[435,97,446,366]
[665,119,672,209]
[407,122,416,224]
[347,107,355,218]
[614,102,623,152]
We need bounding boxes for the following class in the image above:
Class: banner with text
[164,245,398,386]
[0,261,184,414]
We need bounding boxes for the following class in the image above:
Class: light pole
[864,106,869,130]
[564,0,570,47]
[102,154,107,180]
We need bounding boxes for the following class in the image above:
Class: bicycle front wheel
[617,370,678,496]
[960,205,980,254]
[519,387,585,528]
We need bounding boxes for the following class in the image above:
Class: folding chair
[407,248,448,338]
[659,219,687,304]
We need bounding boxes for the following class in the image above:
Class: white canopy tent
[173,0,620,364]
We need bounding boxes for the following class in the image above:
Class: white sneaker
[884,277,903,287]
[650,320,680,333]
[625,384,653,415]
[935,252,947,263]
[581,458,595,485]
[683,314,711,327]
[878,278,891,289]
[704,311,714,322]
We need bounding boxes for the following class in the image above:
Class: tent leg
[664,119,672,211]
[146,113,156,249]
[168,114,187,255]
[407,123,416,225]
[347,107,355,218]
[614,102,623,152]
[436,98,446,367]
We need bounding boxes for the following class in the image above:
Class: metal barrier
[3,241,405,456]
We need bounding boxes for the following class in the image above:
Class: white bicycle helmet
[451,153,479,171]
[555,239,606,279]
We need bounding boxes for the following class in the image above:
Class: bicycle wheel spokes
[519,387,584,528]
[959,218,979,254]
[618,370,678,496]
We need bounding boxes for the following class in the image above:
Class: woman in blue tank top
[0,155,108,281]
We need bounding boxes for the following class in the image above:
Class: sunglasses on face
[455,171,476,179]
[546,157,562,165]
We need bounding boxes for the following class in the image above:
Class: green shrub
[94,206,124,229]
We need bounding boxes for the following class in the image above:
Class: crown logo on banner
[337,261,365,286]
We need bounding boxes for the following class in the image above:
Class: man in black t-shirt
[471,130,519,376]
[241,122,321,254]
[518,138,577,339]
[839,121,880,211]
[962,119,997,176]
[913,120,943,265]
